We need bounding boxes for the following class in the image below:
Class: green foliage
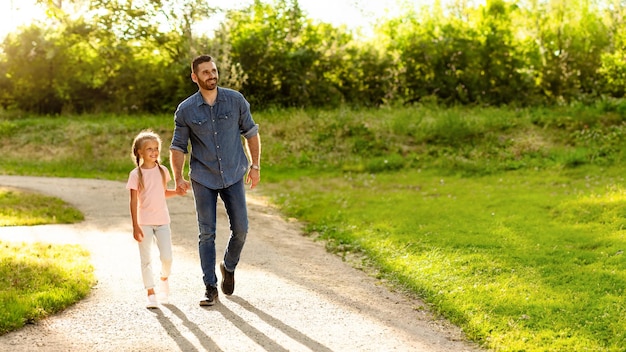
[3,0,626,113]
[0,241,95,334]
[599,1,626,97]
[0,0,211,114]
[218,0,360,109]
[520,0,610,103]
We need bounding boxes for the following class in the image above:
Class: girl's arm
[165,189,180,198]
[129,189,144,242]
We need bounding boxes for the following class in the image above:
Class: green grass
[0,241,95,334]
[0,187,84,226]
[263,166,626,350]
[0,184,88,335]
[3,103,626,349]
[0,114,174,179]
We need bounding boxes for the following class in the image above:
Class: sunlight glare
[0,0,444,40]
[0,0,47,39]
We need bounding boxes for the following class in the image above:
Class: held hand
[175,187,187,196]
[175,178,191,195]
[246,168,260,189]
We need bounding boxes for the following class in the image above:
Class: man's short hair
[191,55,215,74]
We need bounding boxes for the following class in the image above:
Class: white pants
[138,224,173,289]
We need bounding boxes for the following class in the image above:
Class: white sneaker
[157,279,169,304]
[146,294,159,309]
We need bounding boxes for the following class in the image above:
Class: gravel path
[0,176,483,352]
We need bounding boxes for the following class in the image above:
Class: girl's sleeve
[125,169,139,190]
[162,165,172,183]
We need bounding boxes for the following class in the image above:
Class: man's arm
[170,149,190,193]
[247,134,261,166]
[245,134,261,189]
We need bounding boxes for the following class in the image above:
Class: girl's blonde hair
[131,130,167,191]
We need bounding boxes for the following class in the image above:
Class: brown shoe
[220,262,235,295]
[200,286,218,306]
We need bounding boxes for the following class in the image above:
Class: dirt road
[0,175,483,351]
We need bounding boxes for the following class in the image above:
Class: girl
[126,130,183,308]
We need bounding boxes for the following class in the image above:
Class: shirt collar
[194,87,222,107]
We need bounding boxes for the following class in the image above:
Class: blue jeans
[192,179,248,288]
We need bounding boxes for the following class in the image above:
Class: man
[170,55,261,306]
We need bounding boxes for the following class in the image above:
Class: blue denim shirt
[170,87,259,190]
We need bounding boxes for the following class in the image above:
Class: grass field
[2,103,626,350]
[263,166,626,350]
[0,187,83,226]
[0,187,92,334]
[0,240,94,334]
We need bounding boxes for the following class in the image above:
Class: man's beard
[199,78,217,90]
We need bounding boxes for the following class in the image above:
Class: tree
[519,0,610,103]
[599,0,626,98]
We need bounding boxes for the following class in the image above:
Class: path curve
[0,176,483,352]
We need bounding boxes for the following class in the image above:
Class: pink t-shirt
[126,165,171,226]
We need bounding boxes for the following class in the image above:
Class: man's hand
[175,178,191,195]
[246,168,260,189]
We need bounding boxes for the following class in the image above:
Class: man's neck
[201,88,218,106]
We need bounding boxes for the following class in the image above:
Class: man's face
[192,61,219,91]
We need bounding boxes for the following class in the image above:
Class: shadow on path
[211,300,290,352]
[226,295,333,352]
[157,304,223,352]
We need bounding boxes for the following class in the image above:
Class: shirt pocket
[217,112,238,132]
[190,115,212,135]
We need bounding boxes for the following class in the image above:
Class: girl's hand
[133,227,144,242]
[175,178,191,194]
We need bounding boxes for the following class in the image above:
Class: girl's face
[139,140,160,165]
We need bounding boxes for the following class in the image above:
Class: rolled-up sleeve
[239,99,258,139]
[170,108,190,154]
[242,124,259,139]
